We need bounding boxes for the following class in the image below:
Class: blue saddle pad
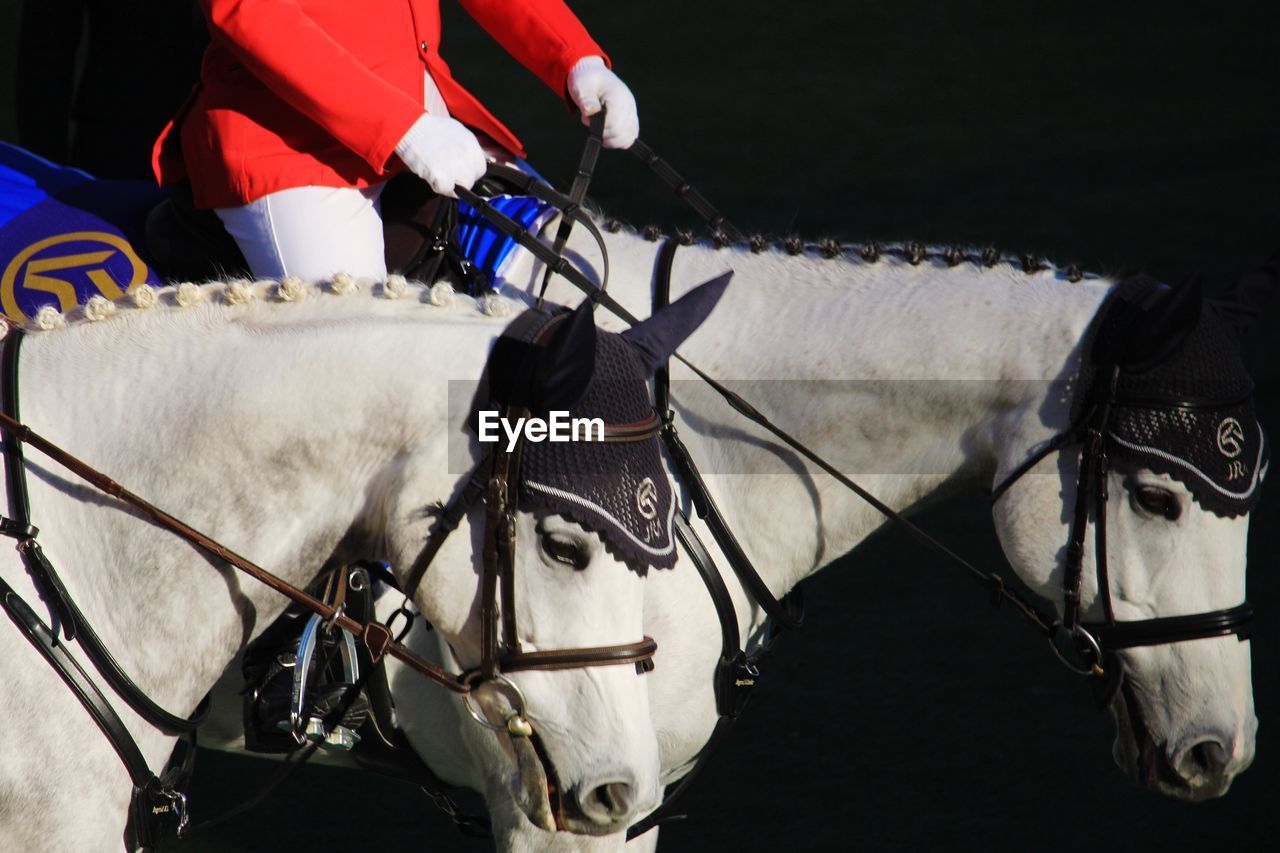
[0,143,165,323]
[456,185,554,289]
[0,143,555,317]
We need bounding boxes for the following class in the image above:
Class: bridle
[0,310,660,843]
[394,308,669,731]
[461,138,1257,677]
[0,108,1262,845]
[989,308,1256,699]
[451,122,1263,834]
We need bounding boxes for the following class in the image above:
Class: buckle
[133,777,189,844]
[0,516,37,540]
[715,651,762,719]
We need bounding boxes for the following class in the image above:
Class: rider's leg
[215,183,388,281]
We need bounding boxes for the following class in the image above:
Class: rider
[151,0,639,282]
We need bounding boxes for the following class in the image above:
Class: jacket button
[420,41,428,52]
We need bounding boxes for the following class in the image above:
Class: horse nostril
[1176,739,1231,781]
[575,780,636,825]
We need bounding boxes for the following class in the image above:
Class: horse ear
[1122,272,1202,371]
[621,270,732,376]
[487,302,596,411]
[1208,251,1280,339]
[530,299,597,410]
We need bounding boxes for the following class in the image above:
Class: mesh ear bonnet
[1076,277,1267,517]
[484,307,676,571]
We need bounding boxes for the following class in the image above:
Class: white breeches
[215,183,389,282]
[215,70,455,282]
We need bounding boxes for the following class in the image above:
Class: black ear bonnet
[1074,274,1268,517]
[480,274,730,570]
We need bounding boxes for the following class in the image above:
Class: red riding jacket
[152,0,606,208]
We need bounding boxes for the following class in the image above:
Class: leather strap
[1,328,211,734]
[3,329,72,635]
[537,111,604,306]
[627,513,765,840]
[675,512,739,655]
[399,471,487,606]
[651,239,803,629]
[499,422,524,655]
[0,571,152,786]
[0,400,473,695]
[1,569,198,848]
[480,446,508,681]
[1088,602,1255,649]
[659,420,803,631]
[497,637,658,673]
[627,139,745,242]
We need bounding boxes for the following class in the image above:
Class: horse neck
[505,230,1116,595]
[12,294,495,712]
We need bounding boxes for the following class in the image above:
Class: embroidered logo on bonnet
[481,272,731,569]
[1077,264,1276,518]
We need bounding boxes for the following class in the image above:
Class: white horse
[368,220,1266,851]
[0,278,690,851]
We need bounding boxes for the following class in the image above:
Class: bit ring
[461,672,529,732]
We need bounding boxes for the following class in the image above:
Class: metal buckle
[716,651,762,719]
[1048,623,1106,677]
[322,601,346,633]
[0,516,37,539]
[320,724,362,751]
[347,567,367,592]
[172,789,189,837]
[141,782,189,840]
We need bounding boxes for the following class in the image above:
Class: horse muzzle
[1112,679,1256,801]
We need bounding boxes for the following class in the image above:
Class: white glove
[394,113,487,198]
[566,56,639,149]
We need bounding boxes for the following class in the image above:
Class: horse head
[395,275,728,836]
[993,258,1276,800]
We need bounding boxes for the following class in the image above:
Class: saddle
[142,170,548,290]
[143,174,453,285]
[0,141,550,326]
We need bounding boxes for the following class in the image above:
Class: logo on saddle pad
[2,231,149,322]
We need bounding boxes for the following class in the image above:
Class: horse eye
[541,532,589,570]
[1133,485,1182,521]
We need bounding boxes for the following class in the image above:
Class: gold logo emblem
[2,231,148,322]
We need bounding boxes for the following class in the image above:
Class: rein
[453,127,1258,833]
[458,143,1255,679]
[0,114,1258,845]
[0,307,658,840]
[0,333,470,696]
